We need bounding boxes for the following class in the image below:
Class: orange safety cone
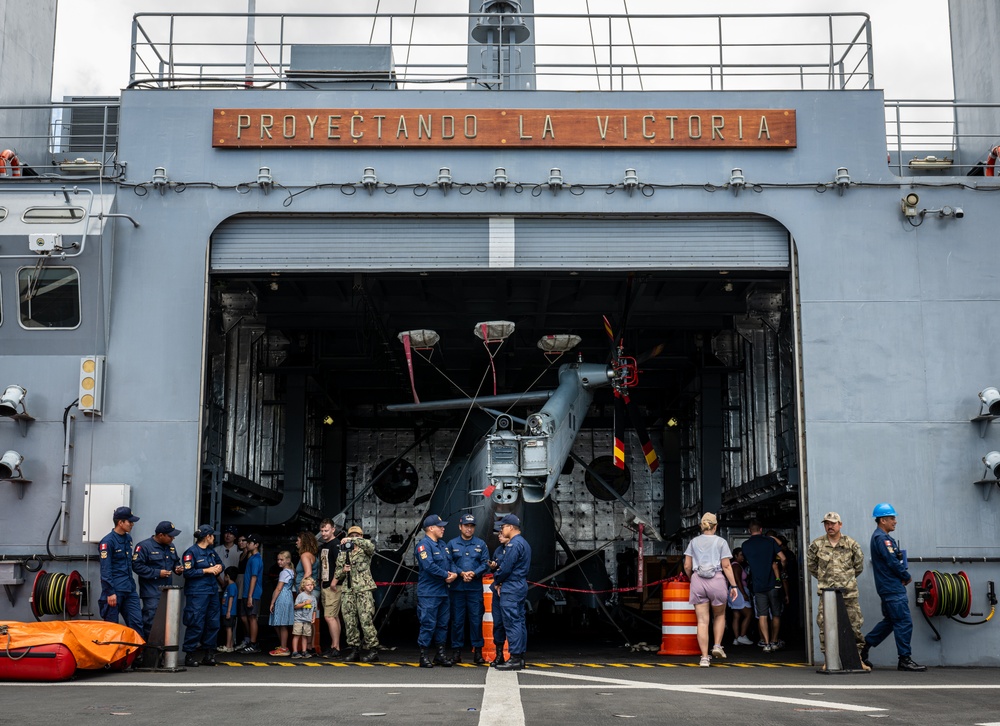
[657,580,700,656]
[480,575,510,662]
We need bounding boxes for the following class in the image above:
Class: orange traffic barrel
[480,575,510,662]
[657,581,700,656]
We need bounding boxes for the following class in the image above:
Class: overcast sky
[52,0,953,100]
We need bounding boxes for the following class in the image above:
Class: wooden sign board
[213,108,795,149]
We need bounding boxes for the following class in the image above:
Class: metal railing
[885,101,1000,175]
[0,101,120,179]
[128,11,874,92]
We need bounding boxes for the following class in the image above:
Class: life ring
[0,149,20,177]
[987,145,1000,177]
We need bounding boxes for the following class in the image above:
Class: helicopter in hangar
[385,314,664,544]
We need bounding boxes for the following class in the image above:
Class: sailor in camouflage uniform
[333,525,381,663]
[806,511,867,663]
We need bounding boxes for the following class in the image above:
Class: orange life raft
[0,620,144,681]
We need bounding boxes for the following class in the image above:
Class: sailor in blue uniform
[415,514,458,668]
[492,513,531,671]
[447,513,490,663]
[98,506,143,634]
[488,521,509,666]
[131,520,182,639]
[181,524,224,667]
[862,503,926,672]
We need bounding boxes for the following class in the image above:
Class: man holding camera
[333,524,381,663]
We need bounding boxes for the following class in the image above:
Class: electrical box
[29,233,62,253]
[82,483,130,543]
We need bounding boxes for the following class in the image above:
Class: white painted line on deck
[518,670,885,713]
[478,667,525,726]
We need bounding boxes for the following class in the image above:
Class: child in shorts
[291,576,318,659]
[217,566,239,652]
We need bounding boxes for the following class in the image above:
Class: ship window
[22,207,85,223]
[0,273,3,326]
[17,266,81,330]
[0,207,7,221]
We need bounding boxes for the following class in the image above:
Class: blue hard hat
[872,502,897,518]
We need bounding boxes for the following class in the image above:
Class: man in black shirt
[317,518,345,658]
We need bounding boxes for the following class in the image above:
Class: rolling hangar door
[206,214,801,642]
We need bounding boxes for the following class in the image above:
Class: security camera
[954,207,964,218]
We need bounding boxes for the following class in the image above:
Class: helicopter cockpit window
[17,266,81,329]
[21,207,85,223]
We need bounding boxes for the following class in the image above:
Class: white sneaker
[711,644,726,660]
[763,643,774,653]
[736,635,753,645]
[699,655,711,667]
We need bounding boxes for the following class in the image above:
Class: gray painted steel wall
[2,84,999,666]
[948,0,1000,167]
[0,1,56,165]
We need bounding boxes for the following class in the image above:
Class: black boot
[451,648,462,664]
[341,646,359,662]
[490,646,506,667]
[419,648,434,668]
[201,653,217,666]
[433,644,453,667]
[495,653,524,671]
[860,642,872,669]
[184,653,200,668]
[472,647,486,665]
[898,656,926,672]
[360,649,379,663]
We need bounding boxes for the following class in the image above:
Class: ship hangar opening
[202,213,802,647]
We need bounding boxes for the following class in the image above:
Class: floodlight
[548,168,564,192]
[257,166,273,194]
[900,193,919,217]
[362,167,378,194]
[493,167,508,191]
[623,168,639,195]
[152,167,169,194]
[0,450,24,480]
[980,388,1000,416]
[0,385,26,417]
[437,167,453,193]
[984,451,1000,480]
[729,168,745,196]
[834,167,851,194]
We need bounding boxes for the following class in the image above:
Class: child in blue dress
[268,550,295,656]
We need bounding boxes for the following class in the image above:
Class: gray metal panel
[210,217,490,271]
[514,217,788,269]
[211,215,788,272]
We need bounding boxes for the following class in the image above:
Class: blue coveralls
[415,534,454,649]
[447,535,489,648]
[864,527,913,658]
[493,534,531,656]
[131,536,180,639]
[98,530,143,633]
[490,543,507,649]
[181,544,223,653]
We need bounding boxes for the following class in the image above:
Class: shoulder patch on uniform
[100,549,108,559]
[133,546,140,560]
[420,552,428,559]
[183,553,193,570]
[417,545,425,552]
[100,542,108,550]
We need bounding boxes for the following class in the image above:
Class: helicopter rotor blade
[613,389,626,470]
[624,391,660,473]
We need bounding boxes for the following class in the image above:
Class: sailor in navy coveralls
[131,520,182,639]
[492,513,531,671]
[98,506,143,633]
[862,503,926,672]
[415,514,458,667]
[447,513,490,663]
[181,524,224,667]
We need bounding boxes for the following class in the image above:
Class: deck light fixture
[0,385,27,418]
[437,167,453,193]
[984,451,1000,480]
[151,167,169,194]
[900,193,920,217]
[623,168,639,195]
[362,167,378,195]
[980,388,1000,416]
[729,168,745,196]
[0,450,24,480]
[493,167,509,192]
[257,166,273,194]
[548,168,564,193]
[835,167,851,194]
